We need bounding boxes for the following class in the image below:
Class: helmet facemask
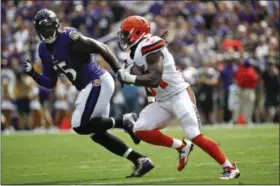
[118,28,147,51]
[117,30,131,51]
[34,18,60,44]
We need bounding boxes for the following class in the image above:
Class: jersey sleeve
[141,36,165,56]
[64,27,81,42]
[36,42,58,89]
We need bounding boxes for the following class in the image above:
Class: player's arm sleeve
[70,31,121,73]
[32,58,58,89]
[134,50,164,88]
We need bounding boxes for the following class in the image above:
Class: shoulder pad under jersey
[140,35,165,56]
[63,27,81,41]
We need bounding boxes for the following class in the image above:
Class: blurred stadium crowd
[1,0,279,134]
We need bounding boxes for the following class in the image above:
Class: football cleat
[122,113,141,144]
[177,138,194,171]
[220,162,240,180]
[126,157,154,178]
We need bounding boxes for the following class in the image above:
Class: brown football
[130,65,149,75]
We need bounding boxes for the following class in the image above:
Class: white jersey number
[53,61,77,81]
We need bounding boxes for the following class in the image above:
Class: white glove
[25,62,33,73]
[23,60,35,76]
[117,68,137,84]
[147,96,156,103]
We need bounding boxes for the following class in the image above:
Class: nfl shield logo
[92,79,101,87]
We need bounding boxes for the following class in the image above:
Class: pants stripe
[81,85,101,125]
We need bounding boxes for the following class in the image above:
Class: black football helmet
[33,9,60,44]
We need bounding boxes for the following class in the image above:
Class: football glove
[117,68,137,84]
[147,96,155,104]
[23,60,36,77]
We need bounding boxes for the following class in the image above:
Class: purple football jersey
[38,27,105,90]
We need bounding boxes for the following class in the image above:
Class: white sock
[171,138,183,149]
[222,159,233,168]
[123,148,133,158]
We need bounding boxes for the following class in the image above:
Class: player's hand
[23,60,35,76]
[147,96,155,104]
[117,68,137,84]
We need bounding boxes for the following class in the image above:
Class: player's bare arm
[71,35,121,73]
[134,51,164,87]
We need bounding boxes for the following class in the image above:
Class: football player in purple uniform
[23,9,153,178]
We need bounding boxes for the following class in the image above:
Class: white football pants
[134,88,202,140]
[71,71,114,128]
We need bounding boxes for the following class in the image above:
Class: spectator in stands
[13,21,29,52]
[197,61,219,124]
[220,53,238,122]
[262,59,280,123]
[96,2,113,38]
[29,79,43,133]
[232,59,259,124]
[180,60,198,87]
[39,86,57,132]
[1,68,16,133]
[255,36,269,60]
[53,77,70,128]
[1,77,16,134]
[14,73,32,130]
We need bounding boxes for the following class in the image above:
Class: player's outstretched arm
[23,59,58,89]
[71,34,121,73]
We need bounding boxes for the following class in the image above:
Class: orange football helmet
[118,15,151,51]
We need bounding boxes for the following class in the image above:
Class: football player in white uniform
[117,16,240,180]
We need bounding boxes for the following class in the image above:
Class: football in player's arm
[117,44,164,88]
[117,15,240,179]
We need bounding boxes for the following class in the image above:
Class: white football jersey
[131,34,189,101]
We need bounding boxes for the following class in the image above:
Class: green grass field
[1,124,279,185]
